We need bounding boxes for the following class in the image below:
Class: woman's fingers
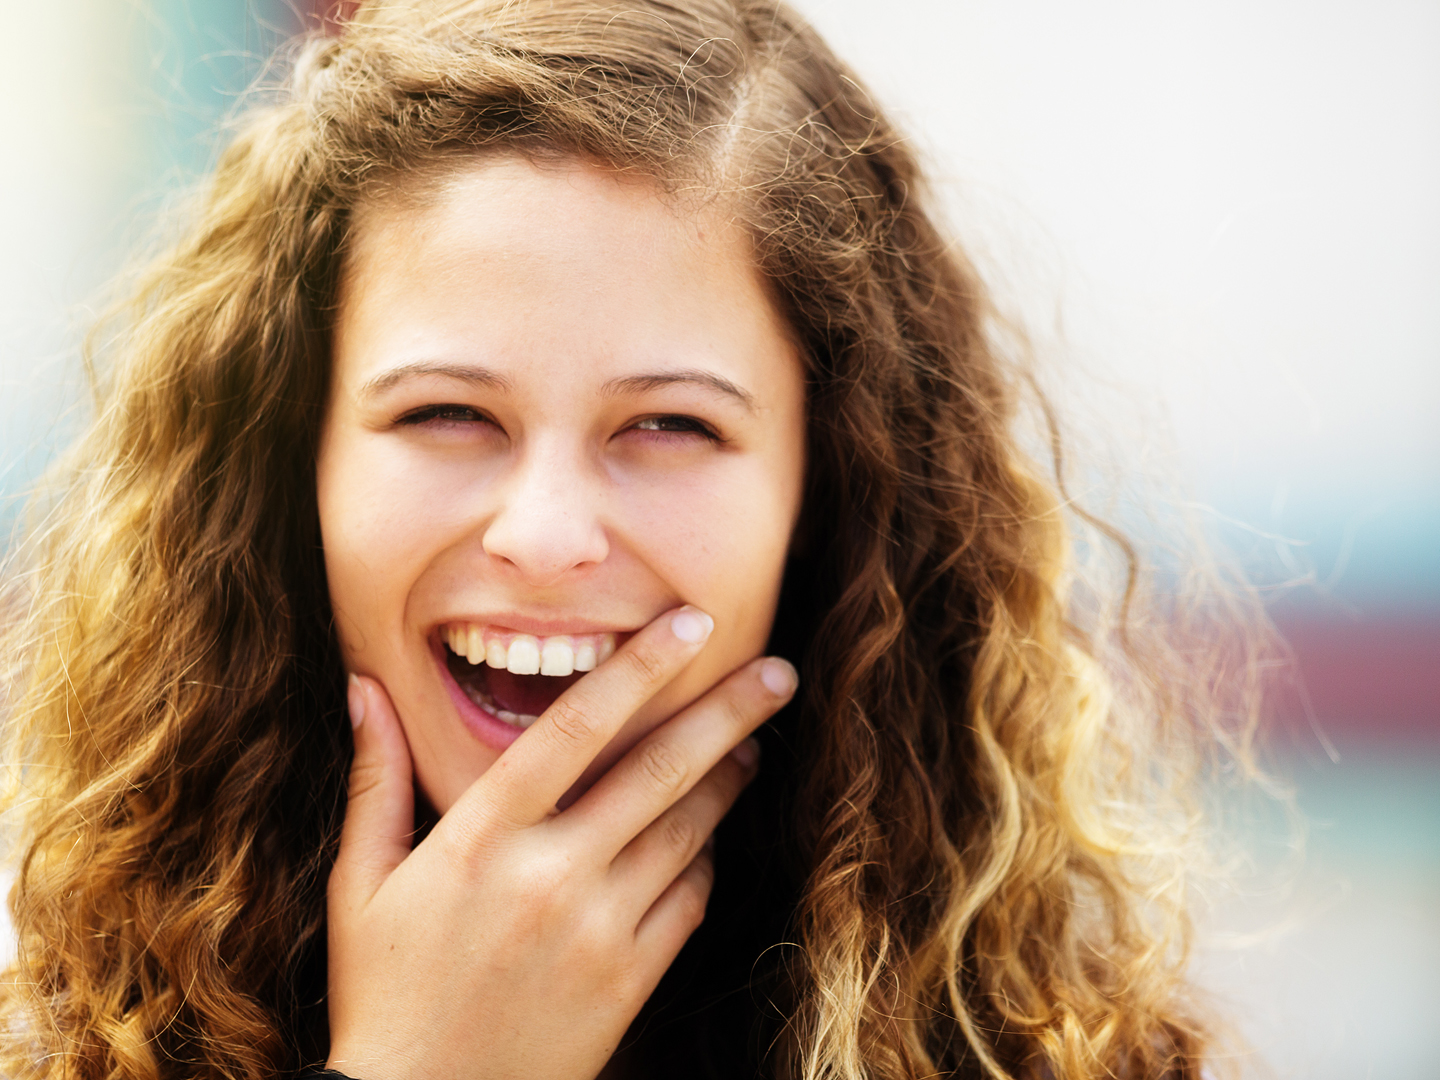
[329,675,416,914]
[564,655,795,857]
[460,606,715,829]
[632,845,717,972]
[610,738,758,916]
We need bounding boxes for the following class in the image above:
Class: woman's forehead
[334,153,800,404]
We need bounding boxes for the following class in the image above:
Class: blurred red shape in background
[1275,611,1440,744]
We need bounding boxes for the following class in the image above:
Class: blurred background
[1,1,1435,1075]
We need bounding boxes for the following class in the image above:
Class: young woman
[0,2,1259,1077]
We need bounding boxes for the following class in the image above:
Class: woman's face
[317,155,807,813]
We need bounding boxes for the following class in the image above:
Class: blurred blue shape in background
[1,0,301,515]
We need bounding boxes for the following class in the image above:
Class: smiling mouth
[441,624,619,729]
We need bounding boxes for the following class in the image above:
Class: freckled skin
[316,155,807,813]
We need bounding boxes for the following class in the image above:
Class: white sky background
[791,0,1440,601]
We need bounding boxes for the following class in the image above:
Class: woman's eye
[631,415,720,440]
[395,404,492,427]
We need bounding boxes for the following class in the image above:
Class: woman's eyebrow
[357,361,513,398]
[601,369,757,413]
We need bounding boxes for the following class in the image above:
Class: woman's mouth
[439,623,619,730]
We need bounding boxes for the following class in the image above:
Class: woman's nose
[480,448,609,587]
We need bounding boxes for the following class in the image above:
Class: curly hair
[0,2,1264,1077]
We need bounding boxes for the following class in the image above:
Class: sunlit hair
[0,2,1266,1077]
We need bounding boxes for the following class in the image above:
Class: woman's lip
[430,635,527,751]
[430,616,641,639]
[427,618,637,752]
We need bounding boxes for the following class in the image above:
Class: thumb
[330,674,416,911]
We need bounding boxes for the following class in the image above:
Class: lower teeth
[460,681,539,729]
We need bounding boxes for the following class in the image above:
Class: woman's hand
[325,607,797,1080]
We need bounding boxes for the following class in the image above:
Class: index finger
[456,605,714,828]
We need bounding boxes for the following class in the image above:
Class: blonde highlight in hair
[2,2,1261,1077]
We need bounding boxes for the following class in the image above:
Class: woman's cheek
[321,447,427,660]
[625,470,790,666]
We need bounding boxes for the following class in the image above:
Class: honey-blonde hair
[1,2,1263,1077]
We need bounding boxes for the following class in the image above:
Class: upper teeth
[443,624,617,677]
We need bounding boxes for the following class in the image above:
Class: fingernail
[347,673,366,730]
[670,606,714,644]
[730,736,761,771]
[760,657,798,697]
